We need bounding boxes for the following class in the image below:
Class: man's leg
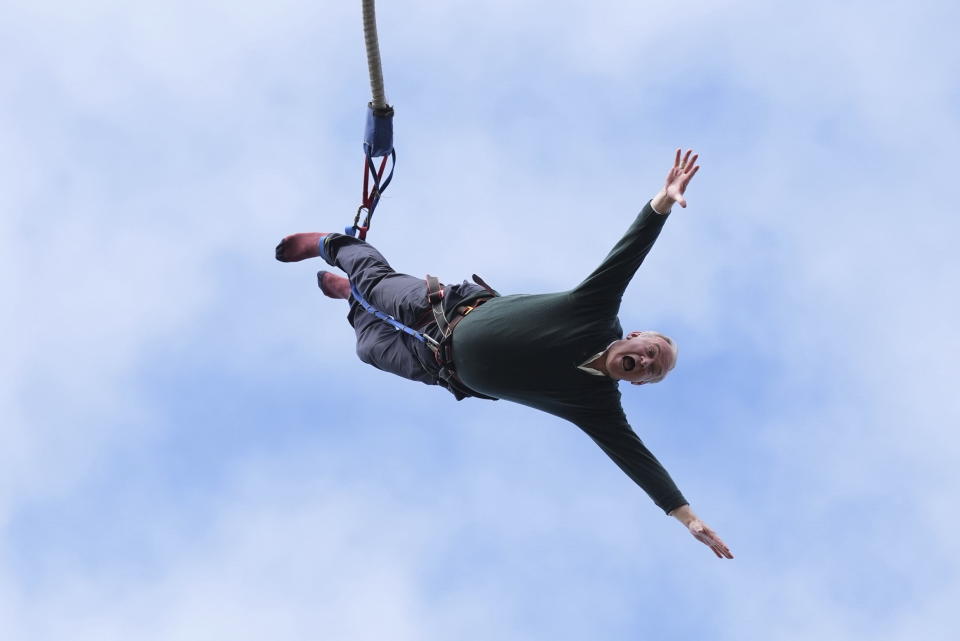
[349,300,438,385]
[316,235,438,384]
[276,232,428,324]
[276,231,464,387]
[320,234,431,326]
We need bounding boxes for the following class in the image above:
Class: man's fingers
[672,148,701,175]
[693,525,734,559]
[707,533,734,559]
[696,533,722,558]
[711,538,733,558]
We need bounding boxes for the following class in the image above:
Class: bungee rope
[347,0,396,241]
[362,0,387,111]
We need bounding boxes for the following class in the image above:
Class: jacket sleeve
[574,403,688,514]
[571,201,670,313]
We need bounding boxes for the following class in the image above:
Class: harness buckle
[426,275,444,306]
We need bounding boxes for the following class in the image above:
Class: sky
[2,0,959,639]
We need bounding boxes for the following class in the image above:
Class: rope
[362,0,387,111]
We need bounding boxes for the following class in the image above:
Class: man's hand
[668,504,734,559]
[651,148,701,213]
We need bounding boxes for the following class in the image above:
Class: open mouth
[622,356,635,372]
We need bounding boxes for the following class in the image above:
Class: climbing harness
[426,274,499,343]
[424,275,499,401]
[346,0,396,241]
[350,274,499,401]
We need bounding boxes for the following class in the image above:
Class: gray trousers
[321,233,486,391]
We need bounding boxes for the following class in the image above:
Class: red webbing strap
[355,154,391,241]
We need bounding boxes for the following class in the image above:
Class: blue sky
[3,1,958,639]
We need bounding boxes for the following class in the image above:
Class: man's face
[604,333,676,385]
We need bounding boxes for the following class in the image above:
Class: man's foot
[275,232,329,262]
[317,271,351,300]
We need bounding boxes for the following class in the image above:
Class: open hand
[663,148,700,208]
[687,517,734,559]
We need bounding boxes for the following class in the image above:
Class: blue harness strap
[350,282,440,349]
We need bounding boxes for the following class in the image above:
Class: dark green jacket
[452,202,687,513]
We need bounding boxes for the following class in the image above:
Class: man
[277,149,733,559]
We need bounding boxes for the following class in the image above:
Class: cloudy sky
[3,1,958,639]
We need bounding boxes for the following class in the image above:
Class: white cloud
[2,0,959,639]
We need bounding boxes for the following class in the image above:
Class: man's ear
[625,331,644,340]
[631,381,646,386]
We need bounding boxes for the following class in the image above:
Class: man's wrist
[650,190,673,215]
[668,504,695,526]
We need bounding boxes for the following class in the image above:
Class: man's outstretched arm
[571,149,701,309]
[576,409,733,559]
[576,409,689,515]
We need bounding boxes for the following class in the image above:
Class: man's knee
[356,332,392,368]
[356,342,376,366]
